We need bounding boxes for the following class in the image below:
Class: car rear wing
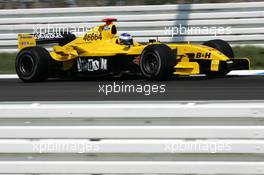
[18,32,76,51]
[18,34,36,51]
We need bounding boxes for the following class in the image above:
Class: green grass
[0,53,16,74]
[233,46,264,70]
[0,46,263,74]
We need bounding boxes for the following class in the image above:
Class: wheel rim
[19,54,34,76]
[143,52,159,74]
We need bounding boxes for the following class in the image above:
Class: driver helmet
[119,33,133,45]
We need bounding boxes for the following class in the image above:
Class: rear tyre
[140,44,176,80]
[15,46,51,82]
[202,39,233,77]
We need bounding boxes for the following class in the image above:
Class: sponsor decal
[196,52,211,59]
[133,56,140,65]
[34,33,63,40]
[77,58,107,72]
[19,42,35,46]
[19,35,34,39]
[83,33,102,42]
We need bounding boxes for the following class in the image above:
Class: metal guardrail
[0,101,264,174]
[0,2,264,52]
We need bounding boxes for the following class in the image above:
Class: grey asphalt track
[0,75,264,101]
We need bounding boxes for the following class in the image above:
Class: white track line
[228,70,264,75]
[0,74,18,79]
[0,70,263,79]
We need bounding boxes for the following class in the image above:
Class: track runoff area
[0,70,263,101]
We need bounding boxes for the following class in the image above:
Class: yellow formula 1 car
[16,18,249,82]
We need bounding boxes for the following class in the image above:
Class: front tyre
[202,39,234,58]
[140,44,176,80]
[15,46,51,82]
[202,39,233,77]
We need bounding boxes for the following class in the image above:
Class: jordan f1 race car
[16,18,249,82]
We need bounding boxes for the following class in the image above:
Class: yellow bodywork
[17,20,244,75]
